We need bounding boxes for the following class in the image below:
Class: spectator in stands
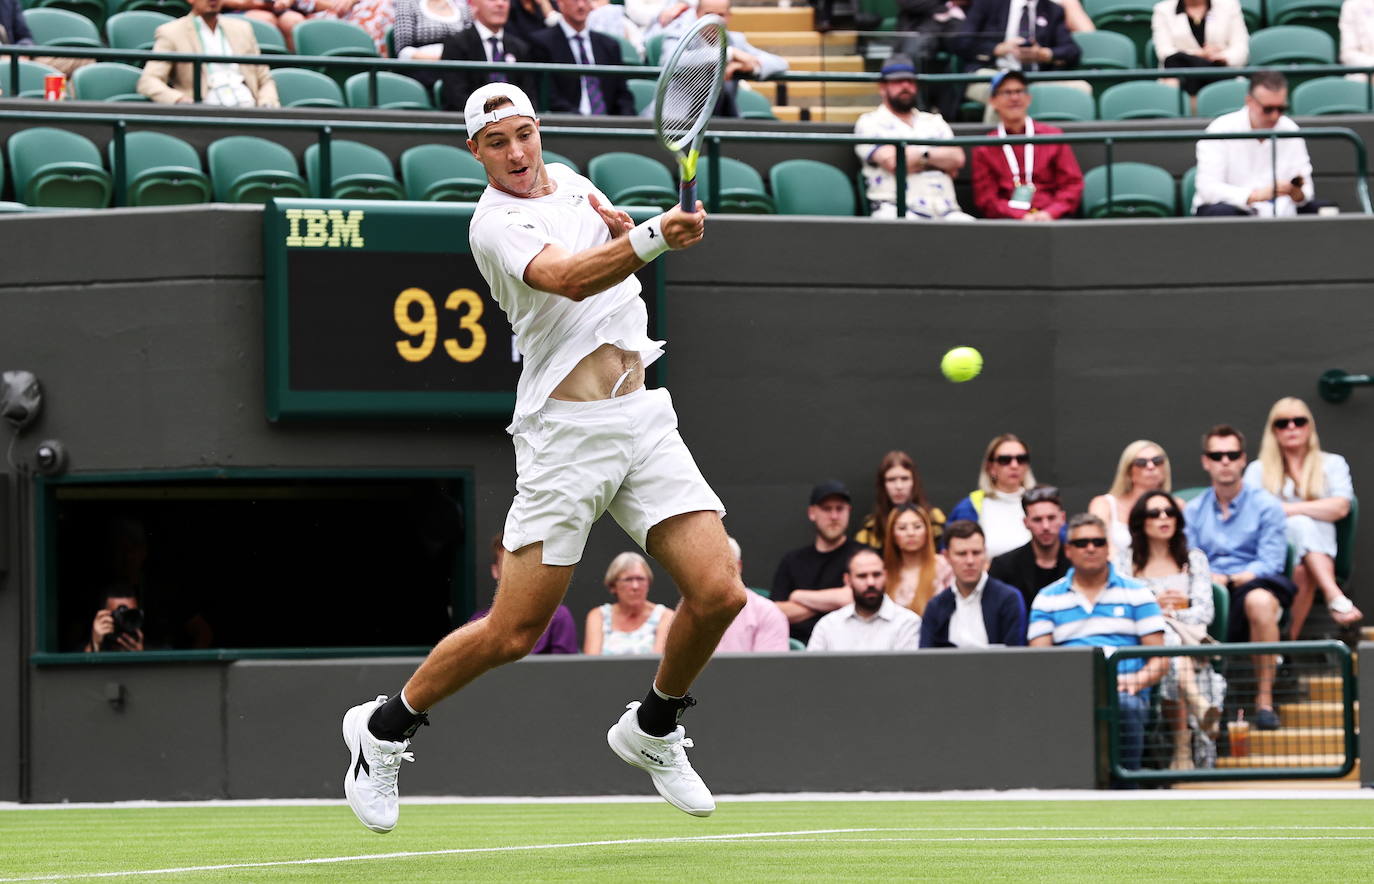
[855,54,973,220]
[1194,71,1323,217]
[1185,424,1292,730]
[890,0,971,117]
[807,548,921,650]
[715,537,791,652]
[954,0,1083,122]
[0,0,92,78]
[529,0,636,115]
[971,69,1084,220]
[1125,490,1223,770]
[587,0,645,56]
[439,0,537,111]
[392,0,473,88]
[137,0,281,106]
[584,551,675,655]
[467,533,578,653]
[1244,397,1362,637]
[772,480,867,645]
[989,484,1070,610]
[1340,0,1374,83]
[505,0,561,43]
[948,433,1037,559]
[1030,513,1168,774]
[1151,0,1248,98]
[883,504,953,617]
[225,0,306,50]
[1088,439,1176,572]
[83,585,147,653]
[654,0,788,117]
[920,520,1026,647]
[855,450,946,550]
[301,0,395,56]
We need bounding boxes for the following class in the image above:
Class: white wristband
[629,214,670,262]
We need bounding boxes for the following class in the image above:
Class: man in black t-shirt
[772,480,867,644]
[988,484,1069,611]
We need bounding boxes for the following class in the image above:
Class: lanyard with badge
[1000,116,1035,210]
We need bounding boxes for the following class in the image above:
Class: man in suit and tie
[439,0,536,112]
[528,0,635,115]
[137,0,279,105]
[953,0,1081,121]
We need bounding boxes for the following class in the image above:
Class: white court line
[3,827,1372,882]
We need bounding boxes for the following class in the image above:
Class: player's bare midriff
[549,343,644,401]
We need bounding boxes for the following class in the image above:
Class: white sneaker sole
[606,718,714,817]
[342,702,394,834]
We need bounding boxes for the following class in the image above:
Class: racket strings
[659,26,726,149]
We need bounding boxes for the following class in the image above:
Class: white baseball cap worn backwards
[464,83,539,139]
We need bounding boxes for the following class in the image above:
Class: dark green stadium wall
[1,206,1372,800]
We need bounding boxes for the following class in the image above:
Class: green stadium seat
[1249,25,1336,66]
[1144,37,1156,67]
[736,87,777,120]
[644,33,664,65]
[614,34,641,64]
[1238,0,1263,30]
[206,135,308,203]
[237,13,290,54]
[1082,161,1177,217]
[1266,0,1340,41]
[344,71,433,110]
[70,61,148,101]
[541,149,579,173]
[1072,29,1138,70]
[6,127,113,208]
[1082,0,1153,60]
[1098,80,1184,120]
[33,0,108,31]
[399,143,486,201]
[1181,165,1196,212]
[627,78,656,114]
[770,158,856,216]
[108,0,189,18]
[858,0,899,30]
[1028,84,1096,121]
[3,59,61,98]
[22,7,103,47]
[109,130,211,206]
[271,68,345,107]
[588,151,677,210]
[697,156,775,213]
[1209,583,1229,642]
[1196,77,1248,118]
[1334,496,1358,584]
[1291,75,1371,115]
[293,17,376,57]
[104,9,172,50]
[304,139,405,200]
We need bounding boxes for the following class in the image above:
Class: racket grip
[680,178,697,213]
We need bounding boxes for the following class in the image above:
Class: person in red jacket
[971,70,1084,220]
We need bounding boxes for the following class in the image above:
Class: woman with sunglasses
[856,451,946,552]
[1089,440,1177,573]
[881,503,952,616]
[1126,490,1224,770]
[948,434,1038,559]
[1244,397,1361,637]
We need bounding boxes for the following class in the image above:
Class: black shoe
[1253,707,1281,730]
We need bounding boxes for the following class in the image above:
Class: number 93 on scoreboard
[263,199,664,421]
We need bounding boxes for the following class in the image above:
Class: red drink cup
[44,74,65,101]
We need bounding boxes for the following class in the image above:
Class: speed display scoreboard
[263,199,664,420]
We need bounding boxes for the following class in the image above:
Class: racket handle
[680,178,697,213]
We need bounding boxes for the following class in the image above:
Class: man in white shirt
[1195,70,1323,217]
[919,521,1027,647]
[807,549,921,651]
[854,54,973,220]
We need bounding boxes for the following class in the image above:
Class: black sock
[368,693,429,742]
[636,688,696,737]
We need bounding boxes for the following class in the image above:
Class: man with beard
[989,484,1070,611]
[807,548,921,651]
[853,54,972,220]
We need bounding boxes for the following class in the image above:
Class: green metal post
[319,125,332,199]
[112,120,127,208]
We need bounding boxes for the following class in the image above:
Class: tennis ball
[941,346,983,383]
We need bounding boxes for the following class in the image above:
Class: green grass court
[2,798,1372,881]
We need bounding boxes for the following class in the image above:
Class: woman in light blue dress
[1244,397,1362,638]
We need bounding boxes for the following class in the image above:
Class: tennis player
[342,82,746,833]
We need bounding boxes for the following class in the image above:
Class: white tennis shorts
[503,387,725,566]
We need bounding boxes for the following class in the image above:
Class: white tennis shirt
[469,163,665,434]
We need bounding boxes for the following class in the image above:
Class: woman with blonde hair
[856,450,946,551]
[947,433,1037,559]
[584,552,675,655]
[1244,397,1361,637]
[882,503,953,616]
[1089,440,1175,572]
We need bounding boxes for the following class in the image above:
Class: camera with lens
[101,604,145,650]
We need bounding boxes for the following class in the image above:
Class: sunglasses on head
[1272,416,1309,430]
[1067,537,1108,548]
[1132,455,1166,469]
[1205,450,1244,462]
[991,453,1030,465]
[1024,485,1060,505]
[1145,506,1179,519]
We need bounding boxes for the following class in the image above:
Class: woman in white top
[881,504,954,617]
[584,552,675,655]
[392,0,471,85]
[1244,397,1362,637]
[1089,439,1177,574]
[1340,0,1374,83]
[946,433,1036,559]
[1151,0,1248,95]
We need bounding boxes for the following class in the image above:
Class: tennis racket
[653,13,728,212]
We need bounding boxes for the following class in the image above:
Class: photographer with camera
[84,585,146,653]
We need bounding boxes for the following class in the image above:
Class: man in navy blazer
[920,520,1027,647]
[953,0,1081,73]
[439,0,537,112]
[528,0,635,115]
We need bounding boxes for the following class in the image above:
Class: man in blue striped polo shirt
[1029,513,1168,774]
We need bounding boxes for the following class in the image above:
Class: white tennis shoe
[342,695,415,834]
[606,701,715,817]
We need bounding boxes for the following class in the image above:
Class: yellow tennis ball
[941,346,983,383]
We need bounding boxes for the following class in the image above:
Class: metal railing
[1319,369,1374,402]
[1102,641,1357,784]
